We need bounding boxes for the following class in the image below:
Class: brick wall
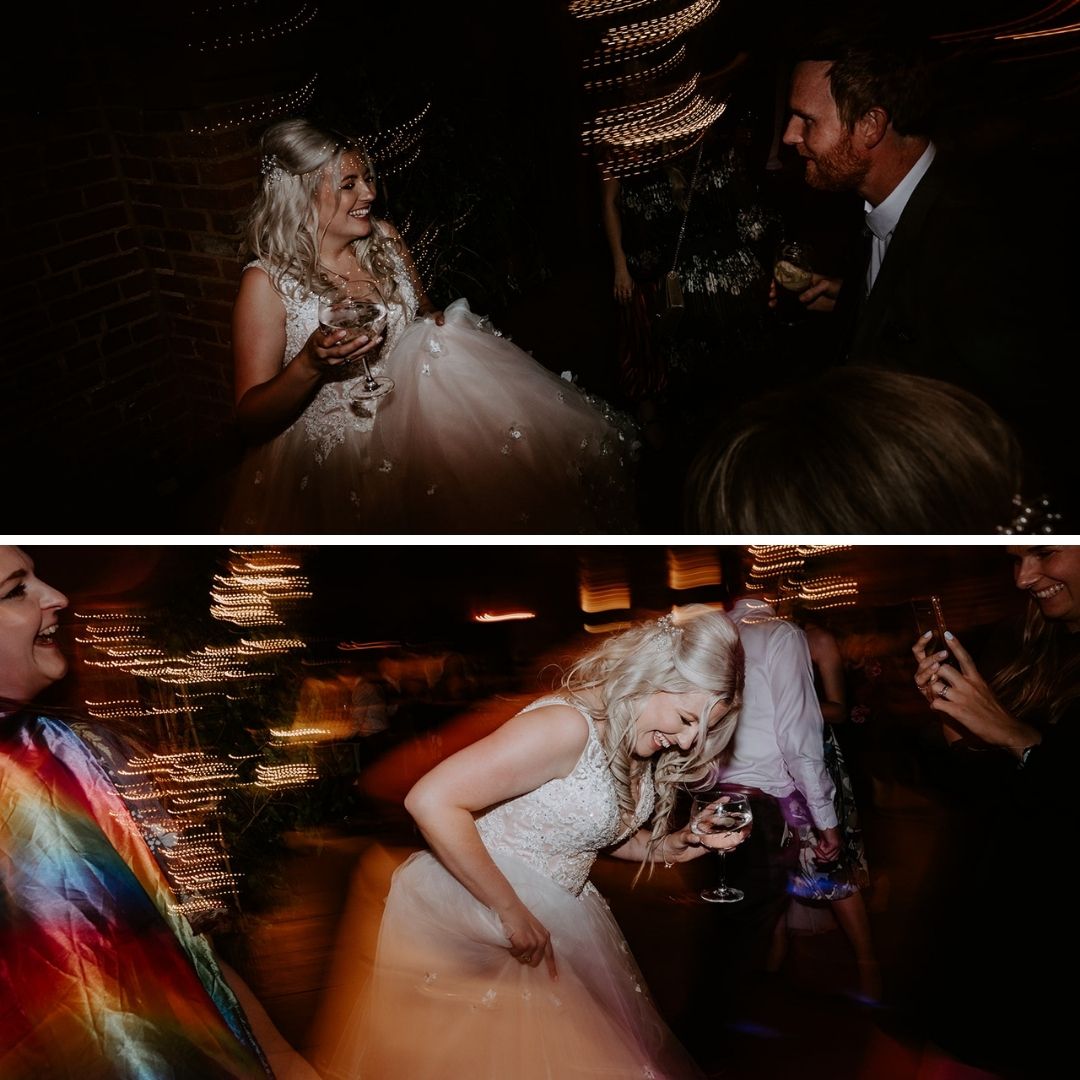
[1,5,310,533]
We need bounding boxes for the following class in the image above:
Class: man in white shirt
[709,577,839,974]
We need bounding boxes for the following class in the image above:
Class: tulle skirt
[321,850,703,1080]
[223,300,639,534]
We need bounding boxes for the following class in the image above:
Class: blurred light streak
[583,620,634,633]
[579,580,632,614]
[585,0,722,55]
[932,1,1078,41]
[254,763,320,789]
[667,548,721,591]
[473,611,537,623]
[211,548,312,628]
[748,546,858,610]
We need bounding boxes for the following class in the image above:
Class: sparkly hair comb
[995,493,1063,535]
[656,613,683,638]
[260,154,288,185]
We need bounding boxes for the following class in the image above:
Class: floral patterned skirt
[788,728,871,902]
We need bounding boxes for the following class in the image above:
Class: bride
[321,606,746,1079]
[223,118,638,534]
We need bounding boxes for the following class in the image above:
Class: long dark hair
[991,604,1080,726]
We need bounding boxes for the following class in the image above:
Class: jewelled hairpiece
[995,493,1063,535]
[260,154,288,185]
[656,613,683,638]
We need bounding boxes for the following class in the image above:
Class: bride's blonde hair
[242,117,402,302]
[562,604,743,867]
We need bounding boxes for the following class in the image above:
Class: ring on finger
[938,684,949,700]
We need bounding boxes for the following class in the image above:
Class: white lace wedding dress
[223,232,638,534]
[321,697,703,1080]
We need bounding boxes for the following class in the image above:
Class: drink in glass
[773,241,814,324]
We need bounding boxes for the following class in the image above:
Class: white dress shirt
[714,598,838,830]
[864,141,936,294]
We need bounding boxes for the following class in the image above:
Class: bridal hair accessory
[656,613,683,639]
[995,493,1062,535]
[260,154,287,184]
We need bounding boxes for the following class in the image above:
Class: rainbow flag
[1,712,273,1079]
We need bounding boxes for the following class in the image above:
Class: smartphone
[911,594,952,663]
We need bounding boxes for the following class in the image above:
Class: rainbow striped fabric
[0,712,272,1079]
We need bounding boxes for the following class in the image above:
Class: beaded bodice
[474,696,655,896]
[249,224,419,463]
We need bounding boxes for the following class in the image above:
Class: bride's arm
[232,266,382,439]
[378,220,445,325]
[404,704,589,978]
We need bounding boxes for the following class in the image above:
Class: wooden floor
[225,782,996,1080]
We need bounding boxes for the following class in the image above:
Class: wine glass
[772,240,815,326]
[317,283,393,400]
[690,793,753,903]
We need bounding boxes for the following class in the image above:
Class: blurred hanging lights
[583,42,686,91]
[211,548,312,628]
[570,0,658,18]
[574,0,721,59]
[932,1,1078,42]
[666,547,721,591]
[583,74,727,178]
[746,545,859,610]
[365,103,431,178]
[575,0,727,179]
[187,2,318,51]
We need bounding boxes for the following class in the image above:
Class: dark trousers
[708,786,797,974]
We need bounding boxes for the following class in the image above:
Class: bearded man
[773,27,1068,525]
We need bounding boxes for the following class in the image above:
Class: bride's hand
[500,903,558,980]
[304,326,384,371]
[662,822,748,862]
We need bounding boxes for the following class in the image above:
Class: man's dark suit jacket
[835,155,1072,515]
[839,157,1033,405]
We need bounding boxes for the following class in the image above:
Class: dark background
[4,2,1077,534]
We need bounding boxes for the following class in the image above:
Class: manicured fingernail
[921,630,931,638]
[944,631,954,640]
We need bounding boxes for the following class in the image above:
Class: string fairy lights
[187,2,318,51]
[576,0,722,60]
[583,42,686,91]
[746,546,859,611]
[188,72,319,135]
[569,0,659,18]
[73,548,321,917]
[210,548,313,628]
[573,0,728,179]
[365,103,431,178]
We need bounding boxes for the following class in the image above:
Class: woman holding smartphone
[909,545,1079,1076]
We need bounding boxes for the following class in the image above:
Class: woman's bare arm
[232,267,383,439]
[404,704,590,977]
